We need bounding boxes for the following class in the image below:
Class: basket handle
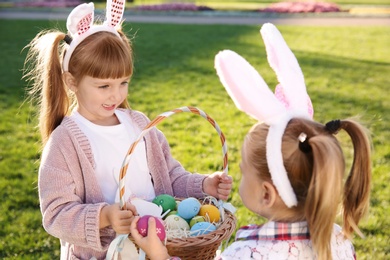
[119,106,228,210]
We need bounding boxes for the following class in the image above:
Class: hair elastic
[298,132,312,153]
[325,119,341,134]
[62,0,126,72]
[63,35,73,45]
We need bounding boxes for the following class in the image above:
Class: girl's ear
[63,72,77,92]
[261,181,278,208]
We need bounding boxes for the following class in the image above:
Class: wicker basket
[165,204,236,259]
[119,106,236,260]
[129,198,236,260]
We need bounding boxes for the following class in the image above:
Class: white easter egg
[164,215,190,230]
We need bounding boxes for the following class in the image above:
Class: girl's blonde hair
[24,27,133,145]
[244,118,371,260]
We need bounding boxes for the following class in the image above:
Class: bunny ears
[62,0,126,72]
[215,23,313,208]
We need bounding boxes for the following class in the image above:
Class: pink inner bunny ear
[275,84,290,109]
[306,95,314,118]
[66,3,94,36]
[275,84,314,118]
[106,0,126,28]
[261,23,311,119]
[77,13,93,35]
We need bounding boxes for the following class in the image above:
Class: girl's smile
[69,75,130,125]
[102,104,116,111]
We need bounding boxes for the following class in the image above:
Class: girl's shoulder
[235,221,310,241]
[221,222,355,259]
[44,116,90,154]
[331,224,356,258]
[49,116,80,141]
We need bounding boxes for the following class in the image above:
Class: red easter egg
[136,215,166,241]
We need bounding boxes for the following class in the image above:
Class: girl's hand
[203,171,233,201]
[100,202,138,234]
[130,216,170,260]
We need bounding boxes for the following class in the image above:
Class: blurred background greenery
[0,1,389,258]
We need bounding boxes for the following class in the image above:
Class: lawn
[0,19,389,259]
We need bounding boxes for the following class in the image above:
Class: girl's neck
[92,114,120,126]
[74,109,121,126]
[264,196,305,223]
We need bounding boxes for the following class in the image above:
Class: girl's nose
[110,87,122,101]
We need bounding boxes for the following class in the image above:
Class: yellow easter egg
[198,204,220,223]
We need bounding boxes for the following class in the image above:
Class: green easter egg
[152,194,176,213]
[190,215,206,228]
[164,210,178,219]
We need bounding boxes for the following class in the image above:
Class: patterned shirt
[217,221,356,260]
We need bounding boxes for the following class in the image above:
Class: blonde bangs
[69,31,133,80]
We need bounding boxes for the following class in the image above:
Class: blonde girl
[24,1,232,259]
[129,23,371,260]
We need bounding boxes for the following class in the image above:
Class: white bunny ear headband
[62,0,126,72]
[215,23,314,208]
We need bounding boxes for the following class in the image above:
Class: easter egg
[137,215,166,241]
[189,215,206,228]
[164,215,190,230]
[199,204,220,223]
[190,222,216,236]
[177,197,201,219]
[152,194,176,213]
[163,210,178,219]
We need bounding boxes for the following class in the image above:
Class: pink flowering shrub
[16,0,82,8]
[260,1,341,13]
[132,3,213,12]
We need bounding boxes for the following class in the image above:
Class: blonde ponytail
[340,119,371,238]
[305,134,344,260]
[271,118,371,260]
[24,30,70,145]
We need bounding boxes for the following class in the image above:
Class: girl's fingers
[130,216,140,227]
[218,193,229,201]
[130,217,143,239]
[218,187,231,196]
[218,182,232,190]
[147,217,157,236]
[126,202,138,216]
[221,175,233,183]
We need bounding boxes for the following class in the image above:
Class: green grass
[0,19,389,259]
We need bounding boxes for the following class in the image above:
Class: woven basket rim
[166,209,236,244]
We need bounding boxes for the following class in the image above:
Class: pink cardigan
[38,109,206,259]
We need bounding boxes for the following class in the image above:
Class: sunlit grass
[0,19,389,259]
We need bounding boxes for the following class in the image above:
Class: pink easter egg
[136,215,166,241]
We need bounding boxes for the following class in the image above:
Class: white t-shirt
[71,110,155,204]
